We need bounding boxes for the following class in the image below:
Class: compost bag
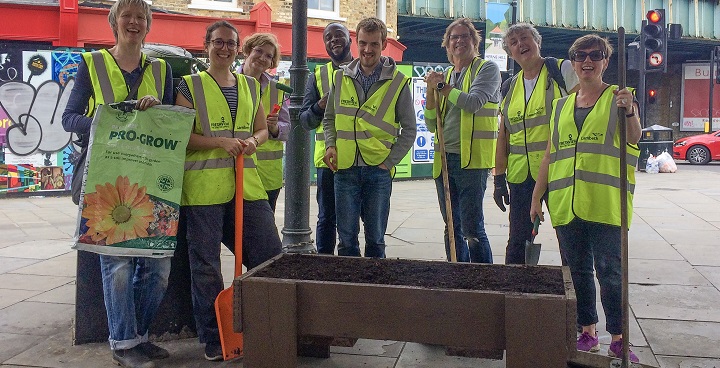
[73,103,194,257]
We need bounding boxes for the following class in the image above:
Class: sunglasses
[571,50,606,62]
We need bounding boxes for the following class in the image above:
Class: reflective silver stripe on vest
[335,70,404,137]
[319,65,331,95]
[472,130,498,140]
[151,59,163,100]
[190,74,214,137]
[185,157,234,170]
[256,150,284,160]
[236,131,251,139]
[508,145,526,155]
[336,130,392,149]
[551,97,568,151]
[244,157,256,168]
[243,75,259,108]
[91,51,115,104]
[474,107,499,117]
[509,141,546,155]
[315,132,325,141]
[267,80,279,106]
[549,170,635,193]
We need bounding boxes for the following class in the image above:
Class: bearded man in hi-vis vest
[322,17,416,258]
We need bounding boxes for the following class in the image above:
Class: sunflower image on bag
[74,104,194,257]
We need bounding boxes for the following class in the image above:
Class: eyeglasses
[209,39,239,50]
[449,33,471,41]
[572,50,606,62]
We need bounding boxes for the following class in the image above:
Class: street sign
[649,52,663,67]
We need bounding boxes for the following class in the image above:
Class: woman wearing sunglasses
[495,23,579,265]
[530,34,642,362]
[239,33,290,211]
[174,21,282,361]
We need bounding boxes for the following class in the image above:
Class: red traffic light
[648,89,657,104]
[647,10,662,23]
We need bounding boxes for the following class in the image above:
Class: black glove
[493,173,510,212]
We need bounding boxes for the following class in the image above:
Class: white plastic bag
[657,151,677,173]
[645,154,659,174]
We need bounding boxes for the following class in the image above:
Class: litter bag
[657,151,677,173]
[645,154,659,174]
[73,104,194,257]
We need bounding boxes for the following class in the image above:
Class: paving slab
[0,257,40,274]
[0,231,31,250]
[0,301,73,336]
[672,243,720,267]
[0,240,74,260]
[627,239,684,261]
[628,259,712,286]
[653,229,720,246]
[27,283,75,304]
[385,242,446,261]
[638,319,720,358]
[0,332,46,364]
[395,342,505,368]
[655,356,720,368]
[329,339,403,357]
[0,289,42,309]
[631,284,720,322]
[639,214,717,231]
[695,266,720,290]
[0,274,74,292]
[592,301,647,348]
[10,253,77,277]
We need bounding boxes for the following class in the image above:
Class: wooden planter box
[234,254,576,368]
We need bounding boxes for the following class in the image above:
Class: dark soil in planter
[252,254,566,295]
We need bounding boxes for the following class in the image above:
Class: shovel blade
[215,286,243,360]
[525,241,541,265]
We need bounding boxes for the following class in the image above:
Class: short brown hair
[108,0,152,41]
[356,17,387,42]
[441,18,481,63]
[242,33,281,70]
[569,34,613,61]
[205,20,239,45]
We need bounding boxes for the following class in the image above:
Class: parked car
[673,130,720,164]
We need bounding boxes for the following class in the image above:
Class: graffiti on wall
[0,47,82,195]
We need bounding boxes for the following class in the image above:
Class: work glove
[493,173,510,212]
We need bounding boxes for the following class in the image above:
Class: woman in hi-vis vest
[174,21,282,361]
[239,33,290,211]
[61,0,174,367]
[530,35,642,362]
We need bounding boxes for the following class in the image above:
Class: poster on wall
[485,2,511,72]
[409,63,452,164]
[52,51,82,86]
[23,51,53,89]
[681,63,720,131]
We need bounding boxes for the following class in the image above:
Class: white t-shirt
[522,59,579,103]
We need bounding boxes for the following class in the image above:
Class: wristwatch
[436,82,446,91]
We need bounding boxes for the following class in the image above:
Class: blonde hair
[242,33,281,70]
[108,0,152,41]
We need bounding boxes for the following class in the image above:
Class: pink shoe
[608,339,639,363]
[576,332,599,352]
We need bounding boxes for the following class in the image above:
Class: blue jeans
[315,167,337,254]
[556,218,623,335]
[99,255,171,350]
[506,177,537,264]
[434,153,492,263]
[334,166,391,258]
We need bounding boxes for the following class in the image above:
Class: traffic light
[647,89,657,104]
[642,9,667,73]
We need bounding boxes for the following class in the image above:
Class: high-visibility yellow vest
[500,59,563,183]
[82,49,167,116]
[181,71,268,205]
[313,62,334,168]
[547,85,640,227]
[256,80,285,191]
[333,68,409,170]
[433,57,499,178]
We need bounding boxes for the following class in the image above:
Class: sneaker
[136,342,169,360]
[112,346,156,368]
[577,331,600,352]
[608,339,639,363]
[204,343,224,361]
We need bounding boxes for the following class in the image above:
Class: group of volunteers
[60,0,642,365]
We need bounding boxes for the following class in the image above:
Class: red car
[673,130,720,164]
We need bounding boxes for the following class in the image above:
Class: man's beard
[330,45,351,63]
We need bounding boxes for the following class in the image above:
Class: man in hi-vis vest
[299,23,353,255]
[423,18,501,263]
[322,17,416,258]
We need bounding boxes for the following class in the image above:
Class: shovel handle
[235,155,244,278]
[531,216,541,236]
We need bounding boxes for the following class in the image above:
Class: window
[188,0,243,13]
[308,0,344,21]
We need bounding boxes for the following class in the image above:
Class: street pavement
[1,164,719,367]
